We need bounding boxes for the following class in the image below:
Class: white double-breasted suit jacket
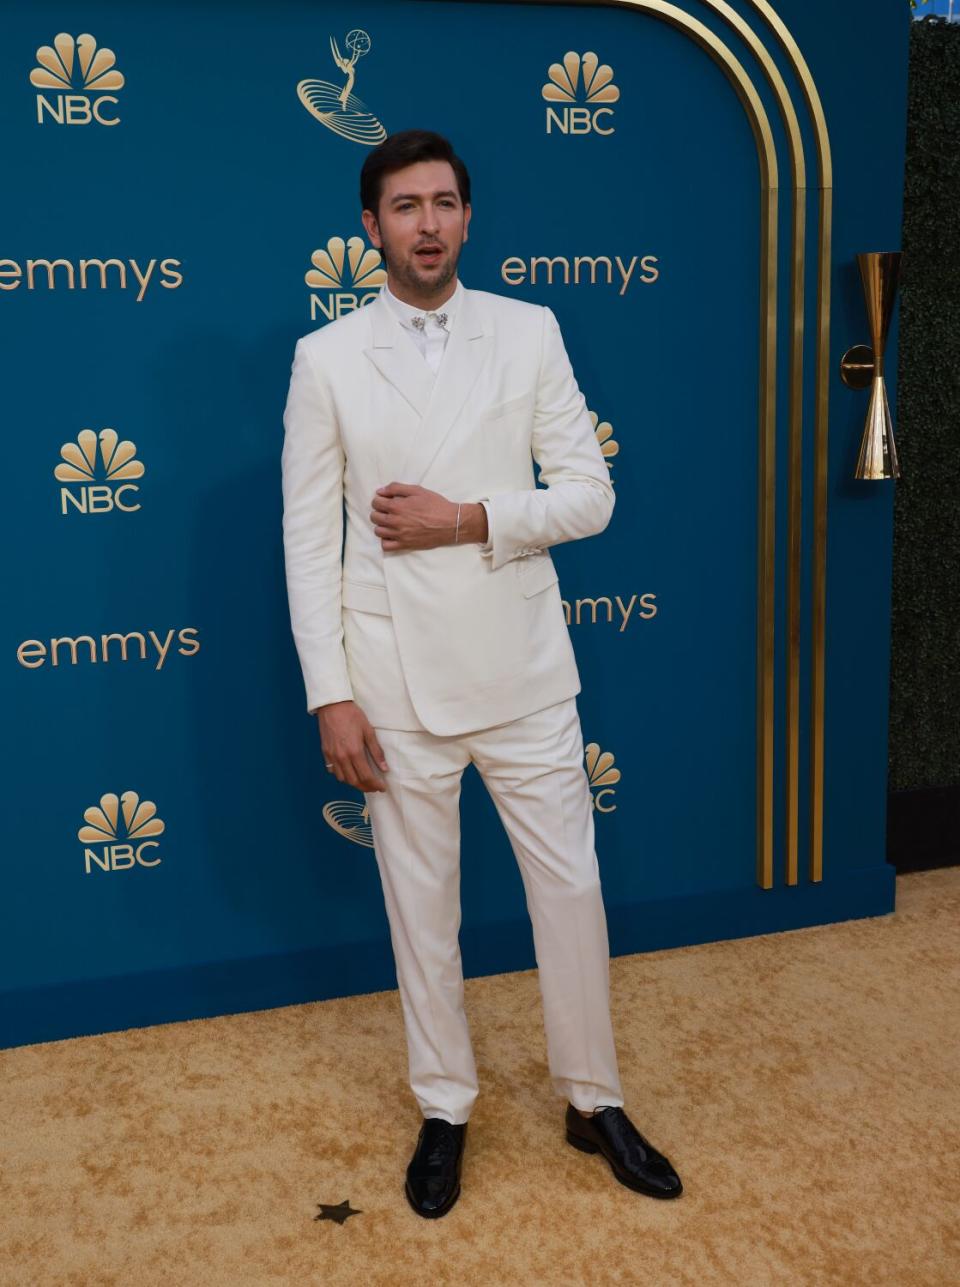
[280,284,615,737]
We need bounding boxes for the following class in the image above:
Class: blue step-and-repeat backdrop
[1,0,909,1048]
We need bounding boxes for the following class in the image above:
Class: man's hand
[371,483,487,551]
[317,700,389,793]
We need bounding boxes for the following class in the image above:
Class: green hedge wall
[889,17,960,791]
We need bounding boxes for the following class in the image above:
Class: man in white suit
[281,130,682,1217]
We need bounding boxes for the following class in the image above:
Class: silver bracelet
[455,502,461,543]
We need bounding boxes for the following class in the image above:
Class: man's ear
[462,203,471,244]
[361,208,381,248]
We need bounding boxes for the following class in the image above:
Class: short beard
[380,235,462,301]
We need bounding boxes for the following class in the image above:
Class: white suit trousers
[363,695,625,1125]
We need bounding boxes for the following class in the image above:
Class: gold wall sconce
[840,251,902,479]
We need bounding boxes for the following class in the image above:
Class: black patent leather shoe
[565,1103,683,1198]
[404,1117,467,1218]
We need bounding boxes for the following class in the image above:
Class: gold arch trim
[481,0,828,890]
[745,0,833,886]
[613,1,785,887]
[447,0,832,889]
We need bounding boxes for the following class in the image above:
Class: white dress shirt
[380,277,493,552]
[382,277,462,376]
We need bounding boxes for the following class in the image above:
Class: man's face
[361,159,471,299]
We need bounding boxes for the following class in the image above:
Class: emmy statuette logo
[543,51,619,135]
[306,235,386,322]
[54,428,144,515]
[322,797,374,848]
[78,791,165,874]
[586,744,620,813]
[31,32,124,126]
[297,29,386,145]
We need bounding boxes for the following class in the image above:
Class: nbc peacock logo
[31,32,124,126]
[588,408,619,482]
[306,235,386,322]
[322,797,374,848]
[297,29,386,146]
[585,743,620,813]
[542,51,619,135]
[78,791,165,874]
[54,428,144,515]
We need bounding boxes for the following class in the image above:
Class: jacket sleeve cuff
[475,493,544,572]
[305,665,355,716]
[308,694,354,717]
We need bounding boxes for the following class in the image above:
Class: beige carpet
[3,868,958,1286]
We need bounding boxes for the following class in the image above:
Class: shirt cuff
[478,498,493,554]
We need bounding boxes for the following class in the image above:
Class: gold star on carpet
[314,1198,362,1224]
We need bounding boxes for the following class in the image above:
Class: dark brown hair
[360,130,471,217]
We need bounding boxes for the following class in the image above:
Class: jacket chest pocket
[479,392,534,425]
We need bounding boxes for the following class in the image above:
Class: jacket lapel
[363,286,492,485]
[363,292,434,420]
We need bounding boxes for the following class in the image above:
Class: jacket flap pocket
[518,554,559,598]
[341,578,392,617]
